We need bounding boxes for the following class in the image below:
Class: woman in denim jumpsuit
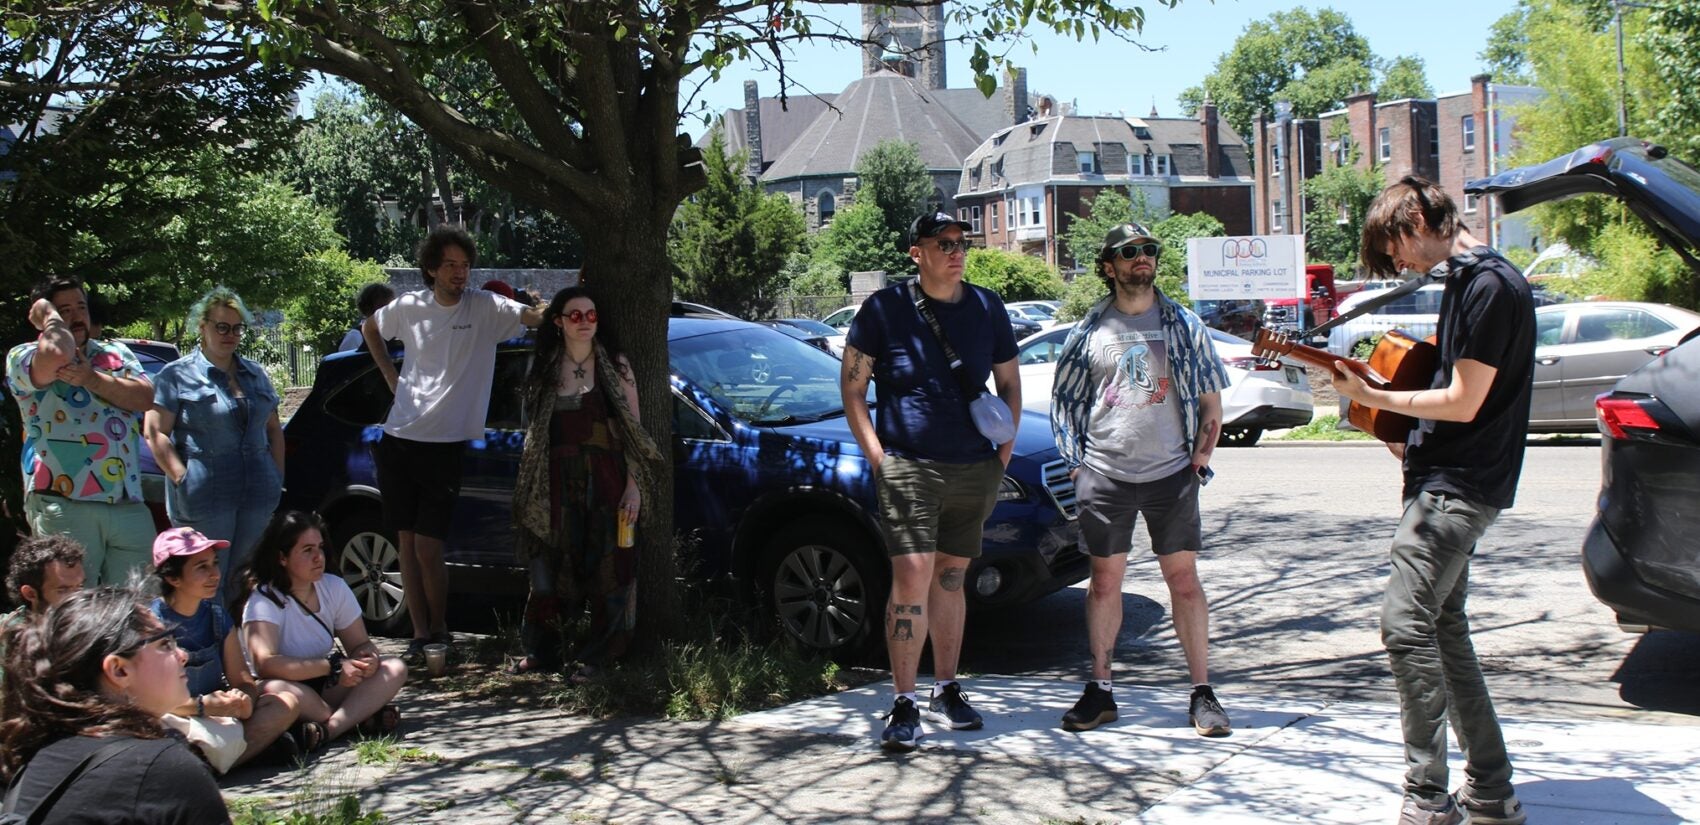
[145,287,285,602]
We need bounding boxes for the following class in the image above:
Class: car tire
[1219,427,1263,447]
[330,508,410,635]
[761,520,886,659]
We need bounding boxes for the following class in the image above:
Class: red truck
[1261,264,1338,337]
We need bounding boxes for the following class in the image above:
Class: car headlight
[996,475,1026,502]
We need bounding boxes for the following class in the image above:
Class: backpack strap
[2,738,144,824]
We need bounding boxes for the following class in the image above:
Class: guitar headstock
[1251,326,1293,359]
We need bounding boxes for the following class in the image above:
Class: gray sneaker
[1188,685,1231,737]
[925,682,984,730]
[1453,787,1527,825]
[880,697,921,752]
[1397,796,1463,825]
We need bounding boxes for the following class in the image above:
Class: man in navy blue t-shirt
[841,211,1020,753]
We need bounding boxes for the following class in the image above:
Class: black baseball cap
[909,211,973,247]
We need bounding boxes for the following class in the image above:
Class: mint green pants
[23,494,156,586]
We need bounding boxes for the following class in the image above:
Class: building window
[817,191,835,224]
[1464,192,1479,214]
[1272,142,1283,174]
[1462,114,1476,152]
[1130,153,1145,176]
[1429,123,1439,158]
[1378,127,1391,162]
[1027,197,1042,226]
[1133,126,1152,140]
[970,205,982,232]
[1077,151,1099,175]
[1272,199,1284,232]
[1007,196,1019,227]
[990,202,1000,231]
[1155,155,1171,176]
[1333,136,1351,166]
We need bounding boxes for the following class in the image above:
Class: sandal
[357,703,402,738]
[403,638,430,663]
[505,656,556,676]
[259,727,302,766]
[292,720,328,755]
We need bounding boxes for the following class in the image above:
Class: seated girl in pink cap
[150,526,306,768]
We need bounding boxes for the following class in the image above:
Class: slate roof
[957,114,1251,194]
[760,72,986,182]
[710,93,837,170]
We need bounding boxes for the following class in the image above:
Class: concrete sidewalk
[732,677,1700,824]
[223,675,1700,823]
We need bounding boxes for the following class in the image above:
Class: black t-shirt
[7,734,230,825]
[1404,248,1535,509]
[845,281,1019,463]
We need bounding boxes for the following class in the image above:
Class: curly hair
[6,535,86,609]
[356,281,396,317]
[186,285,254,342]
[0,587,169,779]
[244,510,329,611]
[415,226,477,288]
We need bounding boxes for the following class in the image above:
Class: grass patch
[352,736,443,766]
[229,795,386,825]
[550,634,844,720]
[1277,414,1375,441]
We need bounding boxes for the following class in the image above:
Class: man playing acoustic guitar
[1334,177,1533,825]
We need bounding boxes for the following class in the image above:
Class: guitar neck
[1257,336,1387,386]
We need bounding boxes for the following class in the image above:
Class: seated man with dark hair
[2,534,86,636]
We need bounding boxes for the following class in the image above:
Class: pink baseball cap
[151,527,230,568]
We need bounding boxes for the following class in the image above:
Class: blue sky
[678,0,1525,130]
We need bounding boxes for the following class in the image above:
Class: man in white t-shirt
[362,226,543,659]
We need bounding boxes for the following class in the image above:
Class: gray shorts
[875,454,1004,559]
[1075,465,1203,557]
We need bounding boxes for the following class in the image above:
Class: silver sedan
[1531,301,1700,432]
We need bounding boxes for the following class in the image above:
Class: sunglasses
[121,626,181,657]
[563,309,598,324]
[209,322,247,336]
[930,239,972,255]
[1115,243,1162,260]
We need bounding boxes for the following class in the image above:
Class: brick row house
[1253,74,1543,267]
[952,101,1256,270]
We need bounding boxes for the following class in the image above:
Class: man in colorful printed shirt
[7,277,157,585]
[1050,223,1234,737]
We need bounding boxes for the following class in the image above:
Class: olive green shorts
[875,454,1004,559]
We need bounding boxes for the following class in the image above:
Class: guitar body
[1251,328,1440,444]
[1350,331,1440,442]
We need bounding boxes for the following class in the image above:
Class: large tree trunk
[429,140,460,227]
[580,224,684,646]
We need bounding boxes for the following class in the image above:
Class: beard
[1113,268,1157,291]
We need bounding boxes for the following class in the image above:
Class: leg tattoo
[938,568,964,592]
[890,603,922,641]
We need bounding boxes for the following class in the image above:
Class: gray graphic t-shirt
[1081,304,1190,483]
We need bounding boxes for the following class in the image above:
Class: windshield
[670,326,852,425]
[783,319,839,336]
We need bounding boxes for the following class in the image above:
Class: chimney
[1345,91,1377,171]
[742,80,763,180]
[923,5,946,90]
[1201,99,1220,178]
[1004,67,1029,125]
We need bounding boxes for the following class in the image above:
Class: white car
[820,305,858,333]
[1326,283,1446,358]
[998,325,1313,446]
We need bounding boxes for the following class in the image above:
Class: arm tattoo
[938,568,964,592]
[847,351,870,383]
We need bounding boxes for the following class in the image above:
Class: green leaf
[614,22,627,41]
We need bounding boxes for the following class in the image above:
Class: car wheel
[1218,427,1263,447]
[331,508,410,634]
[762,521,885,656]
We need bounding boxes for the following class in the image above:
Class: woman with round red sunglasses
[508,286,661,680]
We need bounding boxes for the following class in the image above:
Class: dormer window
[1133,126,1152,140]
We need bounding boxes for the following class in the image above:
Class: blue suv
[281,309,1087,653]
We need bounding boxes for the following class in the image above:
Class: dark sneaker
[925,683,984,730]
[1453,787,1527,825]
[1061,683,1118,732]
[1397,796,1463,825]
[880,697,921,752]
[1188,685,1232,737]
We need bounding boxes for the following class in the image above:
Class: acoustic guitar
[1251,328,1439,443]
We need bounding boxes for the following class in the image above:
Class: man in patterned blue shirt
[1050,223,1233,737]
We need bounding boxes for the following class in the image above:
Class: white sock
[932,680,958,697]
[1094,679,1113,692]
[897,691,919,705]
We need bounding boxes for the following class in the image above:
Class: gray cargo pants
[1382,490,1516,806]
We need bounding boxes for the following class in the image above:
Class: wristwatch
[325,652,345,688]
